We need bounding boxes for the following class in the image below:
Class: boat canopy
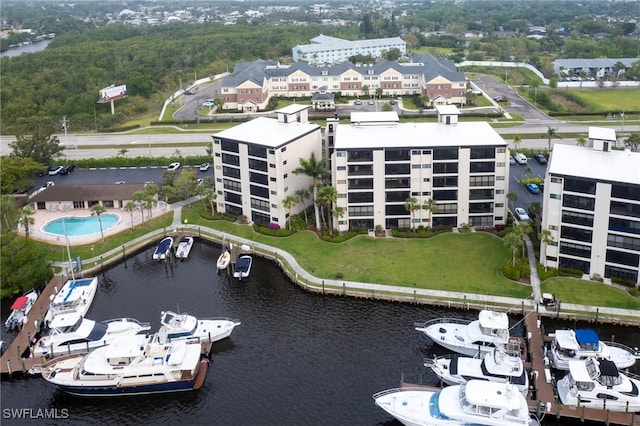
[553,330,581,350]
[49,312,83,329]
[574,329,600,350]
[477,310,509,330]
[10,296,30,310]
[464,381,520,410]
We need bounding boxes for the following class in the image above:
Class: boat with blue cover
[233,255,252,280]
[44,277,98,324]
[153,236,173,260]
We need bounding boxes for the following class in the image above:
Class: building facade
[330,107,510,232]
[292,34,406,65]
[212,105,322,226]
[541,141,640,285]
[219,54,466,111]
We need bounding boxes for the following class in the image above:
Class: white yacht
[415,310,522,357]
[5,290,38,331]
[425,346,529,395]
[33,313,151,359]
[374,380,539,426]
[175,236,194,260]
[44,277,98,324]
[557,358,640,412]
[548,329,638,370]
[158,311,241,344]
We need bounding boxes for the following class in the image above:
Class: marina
[1,241,639,425]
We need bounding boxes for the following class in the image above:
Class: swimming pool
[43,214,120,237]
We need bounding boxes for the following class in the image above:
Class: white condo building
[292,34,406,64]
[541,136,640,285]
[329,106,510,232]
[212,105,322,226]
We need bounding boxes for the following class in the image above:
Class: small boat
[153,236,173,260]
[374,380,539,426]
[5,290,38,331]
[233,255,252,280]
[415,310,522,358]
[557,357,640,412]
[33,313,151,359]
[548,328,638,370]
[424,346,529,395]
[216,249,231,272]
[41,334,208,396]
[175,236,194,260]
[158,310,241,344]
[44,277,98,325]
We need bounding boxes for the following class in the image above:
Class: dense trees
[1,232,53,298]
[8,117,63,164]
[0,156,46,194]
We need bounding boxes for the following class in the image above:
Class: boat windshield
[429,391,449,420]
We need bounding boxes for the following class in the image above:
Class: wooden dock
[0,275,65,376]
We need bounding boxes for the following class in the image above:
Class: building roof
[276,104,309,115]
[214,116,320,148]
[350,111,399,124]
[335,119,506,150]
[294,35,405,55]
[435,105,460,115]
[588,126,616,141]
[548,144,640,185]
[30,184,146,203]
[553,58,637,73]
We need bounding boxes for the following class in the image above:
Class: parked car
[534,154,548,164]
[509,155,516,165]
[354,99,362,105]
[526,183,541,194]
[183,90,195,95]
[514,153,527,164]
[199,163,211,172]
[167,162,181,171]
[59,164,75,175]
[515,207,530,221]
[389,99,397,105]
[202,101,214,107]
[48,166,64,176]
[493,95,506,102]
[114,181,126,184]
[196,178,204,185]
[368,99,375,105]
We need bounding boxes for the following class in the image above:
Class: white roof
[276,104,310,115]
[478,310,509,330]
[350,111,399,124]
[548,144,640,185]
[335,121,506,150]
[434,105,460,115]
[567,359,594,382]
[553,329,580,350]
[588,126,616,141]
[49,312,83,328]
[214,116,320,148]
[464,381,521,410]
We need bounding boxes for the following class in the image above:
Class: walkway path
[524,234,542,303]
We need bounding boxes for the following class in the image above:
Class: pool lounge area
[43,214,120,238]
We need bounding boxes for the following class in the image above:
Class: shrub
[268,222,281,230]
[253,223,294,237]
[502,263,520,280]
[629,288,640,298]
[558,267,583,277]
[320,230,362,243]
[537,266,558,282]
[517,258,531,278]
[611,276,637,288]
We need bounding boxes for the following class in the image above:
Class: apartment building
[330,106,510,232]
[292,34,406,65]
[219,54,466,111]
[541,140,640,285]
[211,105,322,226]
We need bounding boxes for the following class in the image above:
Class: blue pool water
[43,214,119,237]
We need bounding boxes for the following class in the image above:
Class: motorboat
[233,255,252,280]
[5,290,38,331]
[415,310,522,358]
[556,357,640,412]
[216,249,231,272]
[33,313,151,359]
[41,334,208,396]
[175,236,194,260]
[374,380,539,426]
[153,236,173,260]
[44,277,98,324]
[548,329,638,370]
[158,310,240,344]
[424,346,529,395]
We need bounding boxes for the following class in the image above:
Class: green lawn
[570,89,640,112]
[542,277,640,310]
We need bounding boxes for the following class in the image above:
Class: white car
[514,207,530,221]
[199,163,211,171]
[167,162,181,171]
[48,166,64,176]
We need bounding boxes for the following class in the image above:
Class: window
[612,183,640,201]
[222,166,240,179]
[470,147,495,159]
[385,149,410,161]
[385,163,410,175]
[222,153,240,166]
[224,191,242,205]
[250,172,269,185]
[469,203,493,213]
[251,211,270,224]
[385,191,410,202]
[560,242,592,258]
[223,179,241,192]
[248,145,267,158]
[348,205,374,216]
[433,148,458,160]
[433,163,458,174]
[470,189,494,200]
[563,177,596,195]
[610,201,640,218]
[433,176,458,187]
[562,210,594,227]
[561,226,593,243]
[347,150,373,162]
[348,178,373,189]
[609,217,640,235]
[563,194,595,211]
[606,249,639,267]
[73,201,85,209]
[386,204,409,215]
[550,193,561,200]
[558,257,590,274]
[433,190,457,201]
[385,177,410,188]
[102,200,114,208]
[469,176,495,187]
[470,162,495,173]
[470,216,493,227]
[348,192,373,203]
[221,140,239,153]
[249,158,268,172]
[250,198,270,212]
[607,234,640,251]
[605,265,638,282]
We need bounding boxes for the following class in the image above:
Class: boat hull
[44,278,98,324]
[54,377,200,397]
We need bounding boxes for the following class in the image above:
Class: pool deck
[20,203,169,246]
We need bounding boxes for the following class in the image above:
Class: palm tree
[143,195,157,221]
[333,206,345,229]
[539,228,555,271]
[422,198,438,228]
[404,197,420,230]
[117,148,128,158]
[514,221,531,258]
[159,185,175,212]
[318,185,338,236]
[506,192,518,213]
[124,201,137,231]
[282,195,297,230]
[504,231,523,267]
[546,126,561,151]
[132,191,146,224]
[512,135,522,151]
[293,152,329,231]
[90,203,107,242]
[576,135,587,147]
[295,188,310,225]
[18,207,35,239]
[523,165,533,178]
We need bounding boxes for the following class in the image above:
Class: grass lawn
[541,277,640,310]
[570,89,640,112]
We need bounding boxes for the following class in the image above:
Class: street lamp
[147,136,152,157]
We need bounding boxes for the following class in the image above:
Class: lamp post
[147,136,152,157]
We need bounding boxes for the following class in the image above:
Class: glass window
[348,178,373,189]
[385,191,410,202]
[347,150,373,162]
[610,201,640,218]
[563,177,596,195]
[222,166,240,179]
[563,194,595,211]
[223,179,241,192]
[249,158,268,172]
[609,217,640,235]
[612,183,640,201]
[470,162,495,173]
[607,234,640,251]
[433,176,458,187]
[224,191,242,205]
[348,205,374,217]
[606,249,639,267]
[560,242,592,258]
[250,185,269,199]
[221,140,239,153]
[386,204,409,215]
[249,172,268,185]
[433,162,458,174]
[433,190,457,201]
[385,177,410,188]
[562,210,594,227]
[470,147,495,159]
[433,148,458,160]
[348,192,373,203]
[469,203,494,213]
[222,153,240,166]
[248,145,267,158]
[470,189,494,200]
[385,149,410,161]
[561,226,593,243]
[385,163,410,175]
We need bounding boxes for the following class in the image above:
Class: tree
[124,201,137,231]
[514,221,532,257]
[117,148,128,158]
[159,185,176,210]
[143,195,157,221]
[173,168,197,200]
[422,198,438,228]
[361,85,370,97]
[504,231,522,267]
[295,188,310,225]
[545,126,560,151]
[18,207,35,239]
[0,195,19,234]
[1,232,53,298]
[506,192,518,213]
[624,133,640,152]
[523,165,533,178]
[512,135,522,151]
[162,170,178,187]
[404,197,420,231]
[539,228,555,271]
[9,117,64,164]
[576,135,587,147]
[132,191,146,224]
[282,195,297,230]
[317,185,338,236]
[293,152,329,231]
[0,156,45,194]
[90,203,107,242]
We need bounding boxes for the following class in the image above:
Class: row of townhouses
[219,53,466,112]
[212,105,640,285]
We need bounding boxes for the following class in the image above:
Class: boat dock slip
[0,276,64,376]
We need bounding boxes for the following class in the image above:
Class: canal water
[1,240,637,425]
